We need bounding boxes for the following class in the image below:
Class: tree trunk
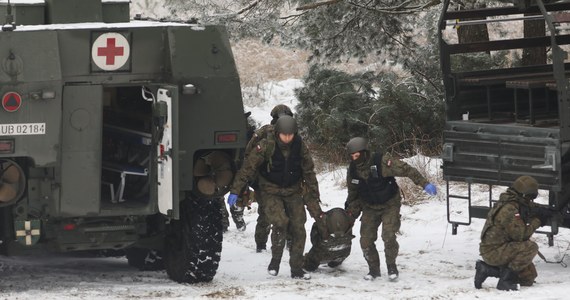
[457,3,489,46]
[522,14,547,66]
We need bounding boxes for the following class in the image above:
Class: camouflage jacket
[345,151,428,217]
[240,124,273,190]
[244,124,273,156]
[230,132,322,218]
[479,188,541,254]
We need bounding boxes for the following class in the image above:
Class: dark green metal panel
[60,85,102,217]
[168,26,239,79]
[45,0,102,24]
[0,30,62,166]
[57,27,166,79]
[167,26,246,191]
[0,31,62,83]
[102,1,129,23]
[0,2,45,25]
[130,27,167,75]
[57,29,93,78]
[443,121,561,190]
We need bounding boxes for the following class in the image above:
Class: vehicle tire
[126,248,165,271]
[164,197,223,283]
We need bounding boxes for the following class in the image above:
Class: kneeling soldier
[476,175,546,291]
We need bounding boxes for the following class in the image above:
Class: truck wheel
[126,248,164,271]
[165,197,223,283]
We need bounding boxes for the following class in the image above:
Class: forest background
[131,0,450,161]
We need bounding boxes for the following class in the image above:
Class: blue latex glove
[227,193,239,206]
[424,183,437,196]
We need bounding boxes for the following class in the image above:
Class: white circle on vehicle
[91,32,130,71]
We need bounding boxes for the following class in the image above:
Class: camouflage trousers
[360,199,401,274]
[262,191,307,272]
[481,240,538,285]
[254,191,271,246]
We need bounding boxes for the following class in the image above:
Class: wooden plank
[506,78,555,89]
[458,71,553,86]
[446,35,570,55]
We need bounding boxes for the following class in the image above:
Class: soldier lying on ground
[303,208,355,272]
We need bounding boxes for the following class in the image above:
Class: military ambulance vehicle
[439,0,570,244]
[0,0,247,283]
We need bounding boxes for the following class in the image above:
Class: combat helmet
[346,137,368,154]
[326,208,353,236]
[270,104,294,119]
[512,175,539,200]
[274,115,297,134]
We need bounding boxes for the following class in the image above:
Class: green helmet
[274,115,297,134]
[270,104,293,119]
[326,208,352,236]
[346,137,367,154]
[512,175,539,199]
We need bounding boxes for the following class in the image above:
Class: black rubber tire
[126,248,165,271]
[165,197,223,283]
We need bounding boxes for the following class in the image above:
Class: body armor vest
[349,152,398,205]
[259,135,303,187]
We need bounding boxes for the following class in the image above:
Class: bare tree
[163,0,440,62]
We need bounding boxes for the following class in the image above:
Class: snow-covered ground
[1,80,569,299]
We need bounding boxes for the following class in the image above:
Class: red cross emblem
[91,32,130,71]
[97,38,124,65]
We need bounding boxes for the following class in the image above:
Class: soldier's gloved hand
[227,193,239,206]
[424,183,437,196]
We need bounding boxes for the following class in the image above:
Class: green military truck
[439,0,570,244]
[0,0,247,283]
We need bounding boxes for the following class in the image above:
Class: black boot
[256,243,266,253]
[303,255,320,272]
[497,267,519,291]
[364,266,381,281]
[474,260,500,289]
[327,260,342,268]
[291,269,311,280]
[230,205,246,231]
[387,264,399,281]
[267,258,281,276]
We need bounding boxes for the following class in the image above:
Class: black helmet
[512,175,539,200]
[346,137,367,154]
[270,104,293,119]
[274,115,297,134]
[326,208,353,236]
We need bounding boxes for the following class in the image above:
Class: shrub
[295,65,444,161]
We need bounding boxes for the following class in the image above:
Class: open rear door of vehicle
[155,86,179,219]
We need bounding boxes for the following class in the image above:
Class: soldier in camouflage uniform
[303,208,355,272]
[475,175,546,291]
[344,137,437,281]
[228,115,324,280]
[242,104,294,252]
[219,112,257,232]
